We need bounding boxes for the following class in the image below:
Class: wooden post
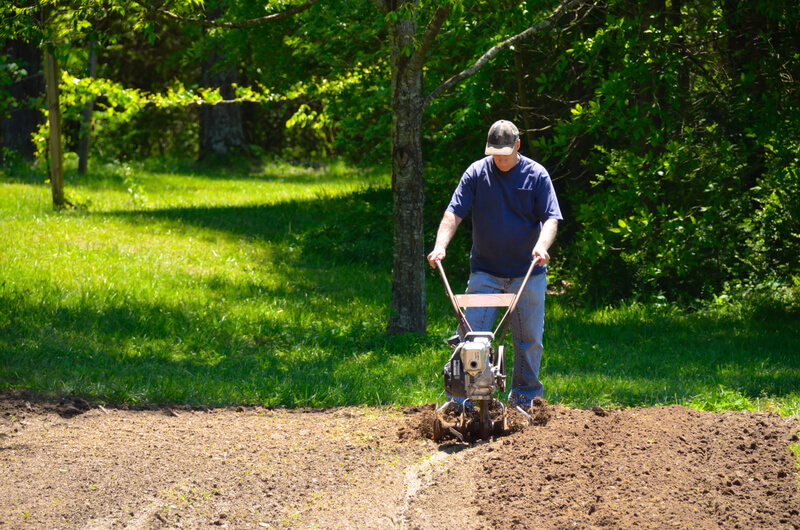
[44,47,65,208]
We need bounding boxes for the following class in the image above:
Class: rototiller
[432,260,537,442]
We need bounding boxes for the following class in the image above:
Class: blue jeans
[463,270,547,403]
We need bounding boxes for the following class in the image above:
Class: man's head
[485,120,520,156]
[485,120,521,172]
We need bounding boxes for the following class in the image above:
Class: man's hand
[532,245,550,267]
[427,246,446,268]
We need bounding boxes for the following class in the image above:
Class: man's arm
[532,218,558,266]
[426,210,462,267]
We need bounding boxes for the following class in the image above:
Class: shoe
[508,395,532,409]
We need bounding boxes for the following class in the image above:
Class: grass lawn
[1,157,798,415]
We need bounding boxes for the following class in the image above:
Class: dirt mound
[1,391,798,529]
[476,405,800,529]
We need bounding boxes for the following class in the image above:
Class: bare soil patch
[1,391,798,529]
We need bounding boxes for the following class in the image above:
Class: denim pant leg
[445,273,500,404]
[463,271,502,337]
[508,272,547,401]
[462,270,547,402]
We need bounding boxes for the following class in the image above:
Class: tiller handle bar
[434,258,539,341]
[435,260,473,336]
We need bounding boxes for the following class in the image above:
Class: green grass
[791,441,800,488]
[1,157,799,415]
[543,302,800,416]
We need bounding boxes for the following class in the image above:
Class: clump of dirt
[405,397,558,443]
[2,390,799,529]
[523,395,556,426]
[397,403,436,441]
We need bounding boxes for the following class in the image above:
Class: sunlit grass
[791,441,800,489]
[542,301,800,415]
[1,157,799,415]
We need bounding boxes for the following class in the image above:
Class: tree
[77,39,96,173]
[149,0,325,160]
[1,1,115,205]
[2,39,45,161]
[371,0,585,333]
[522,0,800,304]
[0,0,324,204]
[197,20,247,159]
[0,2,71,207]
[43,47,65,205]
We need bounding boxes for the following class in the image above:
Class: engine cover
[443,331,496,401]
[443,344,468,399]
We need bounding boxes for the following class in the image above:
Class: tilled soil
[1,391,798,529]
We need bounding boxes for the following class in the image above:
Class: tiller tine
[432,399,507,443]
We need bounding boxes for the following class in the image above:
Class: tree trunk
[78,40,97,174]
[386,8,426,335]
[44,48,65,208]
[198,48,247,160]
[2,40,45,161]
[513,50,536,155]
[373,0,575,333]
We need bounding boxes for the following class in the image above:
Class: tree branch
[145,0,324,29]
[423,0,586,110]
[409,4,452,75]
[370,0,391,16]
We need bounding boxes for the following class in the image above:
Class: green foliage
[27,65,282,162]
[0,55,29,119]
[264,1,392,163]
[4,0,799,311]
[1,0,363,162]
[2,161,798,414]
[525,0,800,306]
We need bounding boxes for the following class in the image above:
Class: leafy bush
[531,1,800,307]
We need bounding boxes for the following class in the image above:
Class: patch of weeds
[686,386,754,412]
[160,483,214,510]
[791,441,800,490]
[118,164,149,209]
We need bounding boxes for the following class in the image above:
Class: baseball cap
[485,120,519,156]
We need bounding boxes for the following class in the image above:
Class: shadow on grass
[0,177,447,406]
[100,185,394,270]
[63,158,386,192]
[542,302,800,408]
[0,283,446,407]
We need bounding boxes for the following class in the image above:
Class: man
[427,119,562,407]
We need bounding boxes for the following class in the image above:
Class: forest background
[1,0,799,410]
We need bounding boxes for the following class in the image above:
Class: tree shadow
[66,159,386,191]
[542,304,800,406]
[99,185,394,271]
[0,282,441,407]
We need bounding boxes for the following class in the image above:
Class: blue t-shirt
[446,155,563,278]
